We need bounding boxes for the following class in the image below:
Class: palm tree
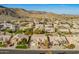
[46,35,52,48]
[64,36,69,44]
[27,35,32,48]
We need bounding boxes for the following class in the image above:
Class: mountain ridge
[0,5,79,21]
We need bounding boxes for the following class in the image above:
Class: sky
[1,4,79,15]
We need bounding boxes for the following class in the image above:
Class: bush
[33,28,45,34]
[0,42,2,44]
[0,44,5,47]
[24,28,33,35]
[0,42,5,47]
[64,44,75,49]
[15,30,24,34]
[16,44,28,49]
[17,38,28,45]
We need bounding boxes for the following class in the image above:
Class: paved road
[0,49,79,54]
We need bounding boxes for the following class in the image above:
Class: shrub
[0,42,5,47]
[24,28,33,35]
[16,44,28,49]
[17,38,28,45]
[15,30,24,34]
[64,44,75,49]
[33,28,45,34]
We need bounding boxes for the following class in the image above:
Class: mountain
[0,6,60,19]
[0,7,25,18]
[0,6,7,8]
[0,5,79,21]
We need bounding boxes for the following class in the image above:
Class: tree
[24,28,33,35]
[33,28,45,34]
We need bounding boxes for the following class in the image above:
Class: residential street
[0,49,79,54]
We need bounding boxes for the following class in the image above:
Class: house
[58,26,69,33]
[53,20,59,28]
[10,34,29,46]
[58,23,70,29]
[46,22,53,25]
[0,34,11,45]
[19,22,34,30]
[49,36,69,49]
[34,23,44,30]
[11,34,29,42]
[72,23,79,29]
[45,24,55,33]
[70,28,79,34]
[0,21,16,31]
[30,34,47,49]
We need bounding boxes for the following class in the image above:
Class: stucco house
[45,24,55,33]
[0,22,16,31]
[70,29,79,34]
[30,34,47,49]
[58,27,69,33]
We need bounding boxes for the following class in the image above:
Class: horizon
[1,4,79,15]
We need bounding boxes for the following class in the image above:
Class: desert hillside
[0,5,79,21]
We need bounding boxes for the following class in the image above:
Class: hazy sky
[2,4,79,15]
